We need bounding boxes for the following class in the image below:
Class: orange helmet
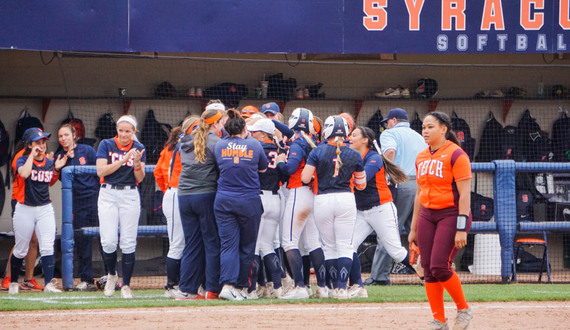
[338,113,355,132]
[241,105,260,118]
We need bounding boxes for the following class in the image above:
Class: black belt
[101,184,137,190]
[260,190,279,195]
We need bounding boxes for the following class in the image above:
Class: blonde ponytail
[300,130,317,149]
[333,136,343,177]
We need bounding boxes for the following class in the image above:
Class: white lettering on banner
[30,170,53,183]
[362,0,570,52]
[226,142,248,151]
[110,152,134,167]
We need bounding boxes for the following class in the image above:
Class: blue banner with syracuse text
[0,0,568,53]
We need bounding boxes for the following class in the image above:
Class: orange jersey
[416,140,471,210]
[154,147,182,192]
[11,149,25,200]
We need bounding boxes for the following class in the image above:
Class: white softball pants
[12,203,56,259]
[162,188,185,260]
[98,186,140,254]
[255,191,281,257]
[281,186,321,253]
[352,202,407,263]
[313,192,357,260]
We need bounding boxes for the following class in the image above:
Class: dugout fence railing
[60,162,570,290]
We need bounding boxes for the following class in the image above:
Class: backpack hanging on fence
[410,112,423,135]
[501,125,520,161]
[15,108,43,146]
[517,109,551,162]
[267,73,297,101]
[475,111,504,162]
[551,111,570,162]
[140,109,172,165]
[471,173,494,221]
[58,110,96,150]
[366,109,384,141]
[451,111,476,161]
[95,112,117,141]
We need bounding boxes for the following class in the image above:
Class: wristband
[276,161,284,166]
[456,214,468,231]
[134,166,142,171]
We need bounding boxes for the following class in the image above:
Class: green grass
[2,284,569,311]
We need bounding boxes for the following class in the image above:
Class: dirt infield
[3,301,569,329]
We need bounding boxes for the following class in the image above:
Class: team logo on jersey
[417,159,444,179]
[110,152,134,166]
[30,169,53,183]
[79,157,86,165]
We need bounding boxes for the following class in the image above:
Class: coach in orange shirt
[408,112,474,330]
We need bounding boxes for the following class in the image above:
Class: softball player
[275,108,327,300]
[301,115,366,299]
[55,123,100,291]
[247,118,286,298]
[154,124,187,298]
[96,115,146,299]
[10,127,65,294]
[409,112,474,329]
[176,109,223,300]
[348,126,419,298]
[214,109,268,301]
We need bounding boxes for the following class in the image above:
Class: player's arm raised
[17,146,41,179]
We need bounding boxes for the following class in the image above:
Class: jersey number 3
[267,151,278,169]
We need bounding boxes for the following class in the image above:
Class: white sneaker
[348,284,368,298]
[337,288,349,300]
[400,88,411,98]
[303,88,310,98]
[314,286,329,298]
[295,88,304,99]
[121,285,133,299]
[44,279,62,293]
[195,88,203,97]
[454,307,474,329]
[240,288,259,300]
[164,287,176,298]
[9,282,19,294]
[426,319,449,330]
[281,275,294,294]
[375,87,400,98]
[329,288,339,299]
[219,285,243,301]
[305,285,313,298]
[197,285,206,297]
[278,286,310,300]
[256,285,268,298]
[172,288,201,300]
[187,87,196,97]
[104,274,118,297]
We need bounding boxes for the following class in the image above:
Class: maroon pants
[417,206,472,283]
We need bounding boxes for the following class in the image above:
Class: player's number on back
[267,151,278,169]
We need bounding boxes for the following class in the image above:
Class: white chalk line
[2,303,570,318]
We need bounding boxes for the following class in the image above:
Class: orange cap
[241,105,260,118]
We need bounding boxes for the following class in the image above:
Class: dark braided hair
[224,109,246,136]
[424,112,460,146]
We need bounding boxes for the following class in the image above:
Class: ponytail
[193,109,221,163]
[372,139,408,184]
[300,130,317,149]
[333,136,343,177]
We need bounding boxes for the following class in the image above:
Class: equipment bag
[475,111,504,162]
[551,111,570,162]
[517,109,551,162]
[366,109,384,141]
[451,111,476,161]
[95,112,117,141]
[410,112,423,135]
[140,109,172,165]
[15,108,43,146]
[471,173,494,221]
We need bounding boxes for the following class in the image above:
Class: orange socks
[441,271,469,310]
[425,281,446,323]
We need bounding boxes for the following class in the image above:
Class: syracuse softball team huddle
[4,102,474,330]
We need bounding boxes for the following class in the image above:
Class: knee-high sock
[121,252,136,286]
[263,253,283,289]
[257,257,267,287]
[165,257,181,287]
[325,259,339,289]
[349,252,363,286]
[337,257,352,290]
[248,255,261,293]
[285,249,304,288]
[281,248,293,278]
[41,255,55,284]
[276,248,287,278]
[425,281,446,323]
[302,255,311,286]
[102,251,117,276]
[10,256,24,283]
[441,272,469,310]
[309,248,326,287]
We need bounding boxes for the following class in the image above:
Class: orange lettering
[481,0,505,30]
[561,0,570,29]
[404,0,425,31]
[248,150,253,158]
[442,0,466,31]
[363,0,388,31]
[521,0,544,30]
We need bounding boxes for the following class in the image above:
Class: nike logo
[441,155,447,158]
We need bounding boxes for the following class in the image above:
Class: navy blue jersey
[215,135,268,196]
[259,141,284,193]
[96,137,146,186]
[277,134,315,188]
[55,144,99,199]
[354,150,393,210]
[306,142,364,194]
[15,156,56,206]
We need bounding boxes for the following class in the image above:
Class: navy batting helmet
[323,115,349,140]
[288,108,314,133]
